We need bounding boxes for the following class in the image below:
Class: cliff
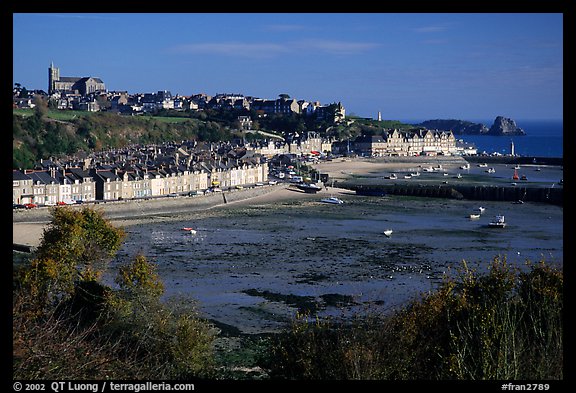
[416,119,488,135]
[487,116,526,136]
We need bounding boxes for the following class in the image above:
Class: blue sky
[13,13,563,122]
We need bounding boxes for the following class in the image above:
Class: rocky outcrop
[416,116,526,136]
[487,116,526,136]
[416,119,489,135]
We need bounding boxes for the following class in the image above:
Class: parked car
[24,203,37,209]
[13,203,26,209]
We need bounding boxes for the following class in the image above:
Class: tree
[20,206,125,309]
[279,94,291,100]
[33,95,48,119]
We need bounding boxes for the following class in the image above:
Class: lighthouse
[377,111,382,121]
[510,140,515,156]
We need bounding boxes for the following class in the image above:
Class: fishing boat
[486,167,496,174]
[469,214,481,219]
[383,229,393,237]
[478,163,488,167]
[488,215,507,228]
[320,196,344,204]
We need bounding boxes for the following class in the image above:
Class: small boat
[488,215,507,228]
[387,173,398,180]
[514,165,521,170]
[182,227,197,234]
[478,207,486,214]
[469,214,481,219]
[296,183,322,193]
[455,173,462,179]
[460,164,470,170]
[513,200,524,204]
[512,168,519,181]
[321,196,344,204]
[520,175,527,181]
[410,172,420,177]
[404,175,412,179]
[486,168,496,173]
[478,163,488,167]
[383,229,393,237]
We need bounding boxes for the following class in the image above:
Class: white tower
[377,111,382,121]
[510,140,515,156]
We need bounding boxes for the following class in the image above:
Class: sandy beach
[13,155,563,247]
[13,156,563,334]
[13,183,338,247]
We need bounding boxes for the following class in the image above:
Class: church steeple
[48,62,59,94]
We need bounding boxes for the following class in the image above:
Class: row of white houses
[13,161,268,205]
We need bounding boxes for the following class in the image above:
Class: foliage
[13,207,215,380]
[263,257,563,380]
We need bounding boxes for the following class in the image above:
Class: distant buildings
[49,62,106,95]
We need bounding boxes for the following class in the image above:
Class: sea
[404,119,563,158]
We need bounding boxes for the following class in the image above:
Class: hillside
[12,109,235,169]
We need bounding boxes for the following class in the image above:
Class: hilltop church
[48,63,106,96]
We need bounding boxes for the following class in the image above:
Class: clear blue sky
[13,13,563,122]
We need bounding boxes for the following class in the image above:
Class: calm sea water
[405,119,563,158]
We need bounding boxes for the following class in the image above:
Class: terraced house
[13,156,266,205]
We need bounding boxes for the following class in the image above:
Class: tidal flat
[108,193,563,334]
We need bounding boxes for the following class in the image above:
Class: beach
[12,156,470,247]
[13,156,563,334]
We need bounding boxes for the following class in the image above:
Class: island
[416,116,526,136]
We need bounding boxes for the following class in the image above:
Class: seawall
[464,156,563,166]
[343,182,563,205]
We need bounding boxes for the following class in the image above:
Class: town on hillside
[13,64,468,207]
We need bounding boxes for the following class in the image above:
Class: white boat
[387,173,398,180]
[383,229,393,237]
[321,197,344,204]
[486,168,496,173]
[404,175,412,179]
[478,163,488,167]
[469,214,481,219]
[410,171,420,177]
[488,215,507,228]
[460,163,470,170]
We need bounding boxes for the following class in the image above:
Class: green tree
[20,207,125,309]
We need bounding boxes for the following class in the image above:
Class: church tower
[48,62,59,94]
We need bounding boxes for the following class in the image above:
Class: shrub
[263,257,563,380]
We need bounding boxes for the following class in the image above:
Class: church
[48,63,106,96]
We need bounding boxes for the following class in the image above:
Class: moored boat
[320,196,344,204]
[488,215,507,228]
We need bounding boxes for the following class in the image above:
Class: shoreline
[13,183,337,247]
[13,154,563,247]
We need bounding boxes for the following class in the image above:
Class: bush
[263,257,563,380]
[13,207,216,380]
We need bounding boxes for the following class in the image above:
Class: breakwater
[342,182,563,205]
[464,156,563,166]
